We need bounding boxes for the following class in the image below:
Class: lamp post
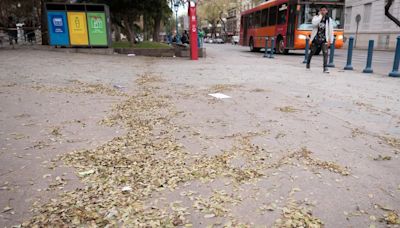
[174,1,181,44]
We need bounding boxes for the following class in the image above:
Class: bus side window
[255,11,261,28]
[249,13,253,28]
[278,4,287,25]
[269,6,277,26]
[261,9,269,27]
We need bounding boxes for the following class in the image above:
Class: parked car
[232,36,239,45]
[214,38,224,44]
[205,38,213,44]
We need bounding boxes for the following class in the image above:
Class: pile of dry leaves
[22,75,271,227]
[23,74,350,227]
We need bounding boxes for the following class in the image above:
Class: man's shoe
[323,67,330,73]
[306,63,310,69]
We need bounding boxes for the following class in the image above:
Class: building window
[363,3,372,24]
[345,6,352,25]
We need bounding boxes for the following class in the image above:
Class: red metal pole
[188,2,198,60]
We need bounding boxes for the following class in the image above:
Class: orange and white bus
[240,0,345,54]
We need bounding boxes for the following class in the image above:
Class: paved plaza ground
[0,45,399,227]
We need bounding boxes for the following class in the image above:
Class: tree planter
[113,48,175,57]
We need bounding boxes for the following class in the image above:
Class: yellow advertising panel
[67,12,89,45]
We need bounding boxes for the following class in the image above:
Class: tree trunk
[153,15,161,42]
[385,0,400,27]
[143,14,148,41]
[40,0,49,45]
[114,24,121,42]
[211,22,216,38]
[123,16,135,43]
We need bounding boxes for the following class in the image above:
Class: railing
[0,27,42,48]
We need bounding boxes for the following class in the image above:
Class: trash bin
[47,4,70,46]
[46,3,111,48]
[86,4,110,47]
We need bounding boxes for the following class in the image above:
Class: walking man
[306,5,334,73]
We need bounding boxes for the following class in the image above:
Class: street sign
[67,12,89,45]
[47,11,70,46]
[87,12,107,46]
[188,2,198,60]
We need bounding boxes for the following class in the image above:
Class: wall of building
[226,0,259,37]
[344,0,400,50]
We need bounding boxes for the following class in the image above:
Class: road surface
[232,43,397,76]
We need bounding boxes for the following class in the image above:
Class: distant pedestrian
[181,30,189,44]
[167,33,172,45]
[7,16,18,45]
[306,5,334,73]
[198,28,204,48]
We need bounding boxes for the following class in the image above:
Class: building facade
[226,0,261,37]
[344,0,400,50]
[226,7,239,36]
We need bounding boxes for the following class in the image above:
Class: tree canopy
[79,0,172,42]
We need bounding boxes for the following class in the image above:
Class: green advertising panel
[87,12,107,46]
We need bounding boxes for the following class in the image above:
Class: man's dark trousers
[307,41,328,69]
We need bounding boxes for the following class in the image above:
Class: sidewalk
[0,48,399,227]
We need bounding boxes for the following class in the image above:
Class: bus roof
[241,0,345,16]
[241,0,286,16]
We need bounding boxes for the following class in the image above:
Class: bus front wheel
[276,38,289,54]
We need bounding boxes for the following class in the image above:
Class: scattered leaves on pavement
[50,126,62,137]
[373,155,392,161]
[381,211,400,224]
[209,84,242,92]
[273,189,323,228]
[379,136,400,150]
[278,106,299,113]
[31,80,126,97]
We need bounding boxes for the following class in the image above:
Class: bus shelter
[46,3,111,47]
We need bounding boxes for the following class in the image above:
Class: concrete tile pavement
[0,47,399,227]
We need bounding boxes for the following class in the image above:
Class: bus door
[276,3,288,52]
[243,15,248,45]
[286,1,297,49]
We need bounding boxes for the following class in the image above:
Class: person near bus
[306,5,334,73]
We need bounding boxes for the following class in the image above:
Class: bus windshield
[298,4,344,30]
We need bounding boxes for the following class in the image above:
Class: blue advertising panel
[47,11,70,46]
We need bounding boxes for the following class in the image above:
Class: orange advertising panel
[67,12,89,45]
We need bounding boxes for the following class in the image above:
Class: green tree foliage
[0,0,41,27]
[1,0,172,44]
[197,0,234,37]
[83,0,171,43]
